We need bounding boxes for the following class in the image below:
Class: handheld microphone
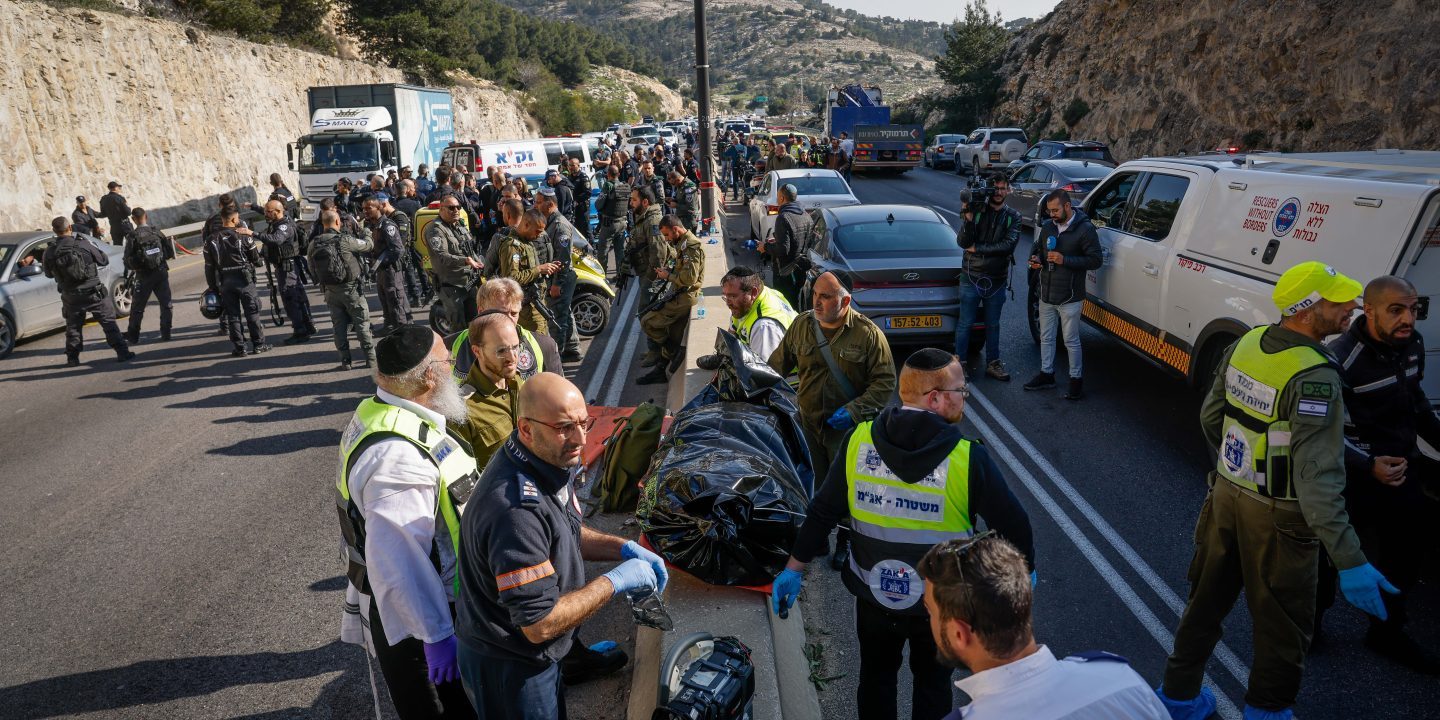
[1046,236,1057,272]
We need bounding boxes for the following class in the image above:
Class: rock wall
[0,0,538,232]
[584,66,696,120]
[991,0,1440,159]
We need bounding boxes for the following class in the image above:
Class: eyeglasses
[485,343,523,359]
[936,529,996,623]
[930,385,970,399]
[522,416,596,436]
[440,204,460,211]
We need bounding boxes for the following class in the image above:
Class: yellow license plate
[888,315,942,329]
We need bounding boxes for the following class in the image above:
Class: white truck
[1030,150,1440,401]
[288,84,455,221]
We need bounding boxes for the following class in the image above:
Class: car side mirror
[16,263,43,278]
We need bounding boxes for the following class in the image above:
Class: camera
[960,178,998,216]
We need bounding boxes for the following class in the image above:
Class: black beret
[904,347,955,371]
[376,324,435,375]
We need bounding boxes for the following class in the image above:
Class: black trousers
[220,274,265,350]
[368,597,473,720]
[1320,467,1432,634]
[855,597,954,720]
[276,258,315,334]
[127,268,173,339]
[61,287,128,359]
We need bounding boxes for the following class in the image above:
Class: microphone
[1046,236,1057,272]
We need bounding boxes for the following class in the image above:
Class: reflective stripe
[1353,374,1398,393]
[731,287,796,345]
[1267,429,1292,447]
[495,560,555,591]
[849,519,973,546]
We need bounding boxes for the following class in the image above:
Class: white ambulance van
[441,137,592,184]
[1030,150,1440,401]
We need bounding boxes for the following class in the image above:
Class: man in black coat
[42,217,134,365]
[99,181,134,243]
[1024,189,1103,400]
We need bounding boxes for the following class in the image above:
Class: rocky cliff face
[0,0,538,233]
[992,0,1440,159]
[582,66,695,120]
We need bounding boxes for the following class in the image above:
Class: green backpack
[590,402,666,514]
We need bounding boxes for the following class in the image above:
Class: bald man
[456,374,671,718]
[253,198,316,343]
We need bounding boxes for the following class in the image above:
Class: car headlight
[580,254,604,274]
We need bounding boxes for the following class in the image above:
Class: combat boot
[639,339,662,368]
[636,364,668,385]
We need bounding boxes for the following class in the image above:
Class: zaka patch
[1300,381,1333,399]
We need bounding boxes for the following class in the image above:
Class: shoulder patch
[518,477,541,505]
[1297,398,1330,417]
[1300,381,1333,399]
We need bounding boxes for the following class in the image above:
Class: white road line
[933,206,961,219]
[602,303,644,407]
[968,386,1253,690]
[964,407,1242,720]
[584,284,639,402]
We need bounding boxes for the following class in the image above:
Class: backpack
[129,227,167,272]
[311,233,356,285]
[50,239,97,288]
[589,402,666,513]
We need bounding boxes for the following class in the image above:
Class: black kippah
[905,347,954,371]
[376,324,435,375]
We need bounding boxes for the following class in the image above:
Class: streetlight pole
[693,0,717,228]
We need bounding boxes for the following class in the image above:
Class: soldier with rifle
[636,215,705,385]
[496,203,562,336]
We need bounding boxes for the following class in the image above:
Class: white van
[1032,150,1440,400]
[441,137,592,182]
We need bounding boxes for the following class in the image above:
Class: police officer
[99,181,133,243]
[383,190,427,309]
[1318,275,1440,673]
[416,164,437,202]
[696,265,795,370]
[769,271,896,569]
[204,207,269,357]
[42,217,134,365]
[566,157,592,240]
[254,199,317,344]
[122,208,174,344]
[71,196,106,241]
[666,171,700,236]
[309,210,376,370]
[495,203,563,336]
[365,196,413,334]
[336,325,477,720]
[636,162,665,207]
[919,535,1166,719]
[772,348,1034,720]
[456,374,669,719]
[309,196,366,248]
[621,186,667,302]
[534,187,582,362]
[637,215,705,385]
[955,175,1021,381]
[425,196,482,333]
[203,194,243,335]
[544,169,575,221]
[1156,262,1396,720]
[452,312,526,469]
[593,165,630,275]
[762,183,811,310]
[448,278,562,383]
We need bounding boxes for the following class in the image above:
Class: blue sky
[823,0,1061,24]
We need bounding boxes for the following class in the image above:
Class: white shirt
[747,317,786,362]
[341,388,458,647]
[952,646,1168,720]
[840,138,855,156]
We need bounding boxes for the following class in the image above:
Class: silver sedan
[0,231,131,358]
[1005,159,1114,227]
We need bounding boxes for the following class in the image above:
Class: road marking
[584,284,639,402]
[964,406,1243,720]
[968,386,1253,691]
[602,300,644,407]
[933,206,961,219]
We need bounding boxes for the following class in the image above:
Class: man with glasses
[448,278,562,383]
[918,535,1166,719]
[457,374,669,719]
[771,347,1033,720]
[425,197,482,332]
[451,312,525,469]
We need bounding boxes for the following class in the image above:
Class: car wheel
[111,277,133,318]
[429,300,454,336]
[954,155,965,176]
[970,158,984,179]
[0,310,15,359]
[572,292,610,337]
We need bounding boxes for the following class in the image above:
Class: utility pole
[694,0,717,228]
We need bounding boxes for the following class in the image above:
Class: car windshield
[833,219,957,257]
[936,135,965,144]
[1058,164,1114,180]
[297,138,379,172]
[0,244,12,265]
[786,176,851,196]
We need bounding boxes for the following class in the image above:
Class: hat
[545,169,560,178]
[107,181,121,189]
[376,324,436,375]
[1272,261,1362,316]
[75,195,86,204]
[373,192,390,204]
[780,183,798,198]
[536,186,557,198]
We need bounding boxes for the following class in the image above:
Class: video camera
[959,177,999,217]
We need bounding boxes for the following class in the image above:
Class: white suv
[954,127,1030,177]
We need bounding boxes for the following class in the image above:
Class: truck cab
[290,107,398,221]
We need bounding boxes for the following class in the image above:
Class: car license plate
[989,151,1001,162]
[887,315,942,329]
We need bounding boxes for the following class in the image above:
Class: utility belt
[1216,473,1302,511]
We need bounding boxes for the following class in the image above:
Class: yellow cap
[1272,261,1362,316]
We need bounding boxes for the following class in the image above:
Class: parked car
[1005,159,1115,227]
[1007,140,1117,170]
[798,204,985,352]
[924,134,967,170]
[747,168,860,242]
[0,231,132,358]
[954,127,1030,177]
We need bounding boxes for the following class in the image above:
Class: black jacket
[123,224,175,273]
[550,180,575,219]
[791,406,1035,613]
[1030,208,1102,305]
[769,203,811,272]
[1329,316,1440,495]
[958,202,1022,279]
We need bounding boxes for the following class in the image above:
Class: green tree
[933,0,1008,128]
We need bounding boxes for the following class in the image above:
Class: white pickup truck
[1028,150,1440,401]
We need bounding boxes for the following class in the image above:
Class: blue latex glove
[826,407,855,429]
[603,558,658,596]
[622,540,670,594]
[743,238,757,251]
[422,635,460,685]
[771,568,803,615]
[589,640,618,653]
[1338,562,1399,620]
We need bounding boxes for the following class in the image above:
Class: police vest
[844,421,973,611]
[1216,326,1334,500]
[450,326,544,380]
[336,397,479,596]
[731,287,796,347]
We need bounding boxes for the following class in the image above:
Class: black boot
[561,640,629,686]
[696,354,722,371]
[1065,376,1085,401]
[1023,372,1056,391]
[636,364,669,385]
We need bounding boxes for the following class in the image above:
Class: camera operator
[955,177,1022,381]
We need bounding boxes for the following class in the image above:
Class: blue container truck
[824,85,922,172]
[288,84,455,221]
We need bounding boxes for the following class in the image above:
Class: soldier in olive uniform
[622,186,669,300]
[666,171,701,235]
[768,271,897,569]
[637,215,705,385]
[424,197,482,332]
[452,312,525,469]
[593,165,630,274]
[498,204,563,335]
[308,210,376,370]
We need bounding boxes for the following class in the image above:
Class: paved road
[796,167,1439,719]
[0,233,668,719]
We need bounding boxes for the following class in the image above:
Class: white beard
[428,372,469,424]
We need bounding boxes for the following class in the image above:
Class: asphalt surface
[793,167,1440,720]
[0,229,665,719]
